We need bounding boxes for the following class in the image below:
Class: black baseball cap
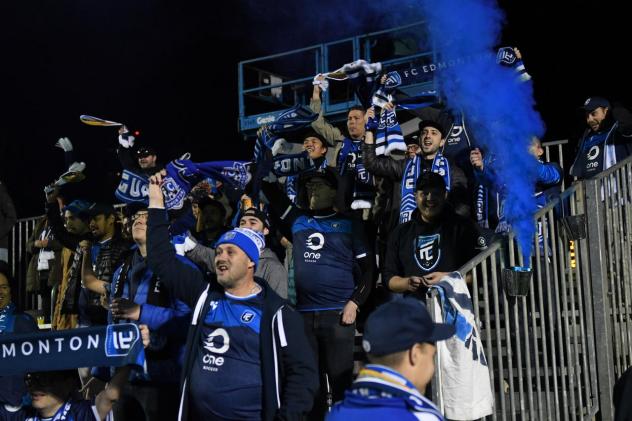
[418,120,446,138]
[86,203,116,217]
[136,146,157,158]
[241,207,271,229]
[362,297,455,356]
[300,167,338,189]
[415,172,447,192]
[582,97,610,112]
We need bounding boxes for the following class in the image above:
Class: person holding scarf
[362,111,469,232]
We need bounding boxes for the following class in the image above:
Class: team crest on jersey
[414,234,441,271]
[241,311,255,323]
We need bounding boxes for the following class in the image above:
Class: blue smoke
[420,0,544,261]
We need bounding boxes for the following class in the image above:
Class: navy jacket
[109,248,192,384]
[146,208,318,421]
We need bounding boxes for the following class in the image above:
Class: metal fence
[7,215,40,312]
[428,156,632,420]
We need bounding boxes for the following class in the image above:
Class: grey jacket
[187,244,288,299]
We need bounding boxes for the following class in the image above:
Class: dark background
[1,0,629,217]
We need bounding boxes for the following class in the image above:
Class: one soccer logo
[306,233,325,251]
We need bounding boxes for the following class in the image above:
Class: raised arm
[309,77,344,146]
[146,171,207,309]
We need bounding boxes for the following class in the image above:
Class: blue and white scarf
[0,303,17,333]
[399,154,451,223]
[374,108,405,156]
[273,153,328,203]
[337,138,375,207]
[350,364,444,419]
[0,323,146,376]
[115,170,149,205]
[266,105,318,135]
[116,159,251,209]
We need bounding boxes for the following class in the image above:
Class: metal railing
[7,215,40,312]
[238,21,434,132]
[429,155,632,420]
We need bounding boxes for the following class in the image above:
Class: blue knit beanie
[215,228,265,268]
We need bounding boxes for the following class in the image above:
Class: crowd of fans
[1,48,631,421]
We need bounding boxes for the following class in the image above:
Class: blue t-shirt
[291,215,367,311]
[0,399,103,421]
[189,291,263,420]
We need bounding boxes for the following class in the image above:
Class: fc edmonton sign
[0,324,145,376]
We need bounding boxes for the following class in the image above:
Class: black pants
[113,382,180,421]
[301,310,355,420]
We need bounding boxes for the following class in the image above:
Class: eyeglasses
[131,212,149,221]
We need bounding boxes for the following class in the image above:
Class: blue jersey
[0,399,108,421]
[291,214,367,311]
[189,292,263,420]
[327,365,444,421]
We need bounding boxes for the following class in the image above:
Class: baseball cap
[241,207,271,229]
[582,97,610,112]
[61,199,93,216]
[300,167,338,189]
[362,297,455,356]
[418,120,446,138]
[136,146,157,158]
[86,203,116,217]
[415,172,447,192]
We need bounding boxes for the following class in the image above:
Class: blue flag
[115,170,149,205]
[115,160,252,209]
[163,158,252,209]
[0,324,146,376]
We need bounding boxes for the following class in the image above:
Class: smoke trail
[420,0,544,259]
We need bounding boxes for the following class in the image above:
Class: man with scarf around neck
[327,297,454,421]
[383,173,479,298]
[570,96,632,180]
[362,111,469,233]
[261,167,375,420]
[0,263,38,410]
[310,77,376,213]
[144,170,318,421]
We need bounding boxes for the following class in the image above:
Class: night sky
[1,0,630,217]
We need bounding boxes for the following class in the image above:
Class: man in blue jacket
[102,205,192,421]
[327,297,454,421]
[145,170,318,421]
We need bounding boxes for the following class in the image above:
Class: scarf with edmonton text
[0,323,145,376]
[271,152,328,203]
[0,303,17,333]
[250,107,318,205]
[399,154,451,223]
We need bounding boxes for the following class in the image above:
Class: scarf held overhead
[115,159,251,209]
